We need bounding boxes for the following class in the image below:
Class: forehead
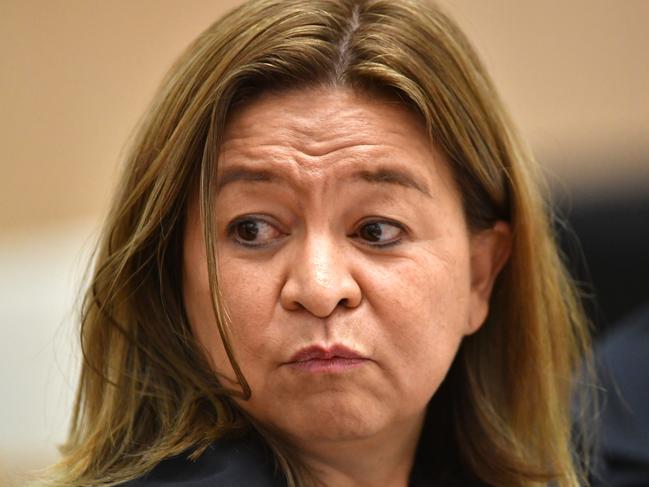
[217,87,452,193]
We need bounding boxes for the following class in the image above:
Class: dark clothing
[118,422,484,486]
[591,304,649,486]
[120,433,287,487]
[119,378,483,486]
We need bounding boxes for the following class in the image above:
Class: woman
[41,0,592,485]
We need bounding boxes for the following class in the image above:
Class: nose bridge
[281,227,361,316]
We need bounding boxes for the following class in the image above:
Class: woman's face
[183,87,508,447]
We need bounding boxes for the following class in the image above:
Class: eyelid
[352,218,405,248]
[226,215,406,249]
[226,215,286,248]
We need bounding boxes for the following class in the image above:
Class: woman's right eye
[227,217,284,248]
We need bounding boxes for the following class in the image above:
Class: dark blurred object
[556,189,649,337]
[590,304,649,487]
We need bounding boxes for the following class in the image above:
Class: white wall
[0,220,97,485]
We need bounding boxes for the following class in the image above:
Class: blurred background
[1,1,648,484]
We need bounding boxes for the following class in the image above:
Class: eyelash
[226,216,405,249]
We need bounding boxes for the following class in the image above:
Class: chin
[273,396,390,443]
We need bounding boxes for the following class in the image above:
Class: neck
[286,412,426,487]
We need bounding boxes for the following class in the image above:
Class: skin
[182,86,511,487]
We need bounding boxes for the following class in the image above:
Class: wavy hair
[40,0,592,485]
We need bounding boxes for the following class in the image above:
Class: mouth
[286,344,369,373]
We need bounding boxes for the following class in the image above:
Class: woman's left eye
[354,221,404,247]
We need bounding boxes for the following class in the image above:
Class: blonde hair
[40,0,592,485]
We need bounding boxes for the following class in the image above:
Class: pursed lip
[288,344,367,363]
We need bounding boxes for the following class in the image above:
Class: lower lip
[288,357,368,373]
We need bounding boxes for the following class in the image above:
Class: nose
[279,234,362,317]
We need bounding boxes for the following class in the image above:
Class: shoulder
[597,304,649,407]
[597,304,649,365]
[592,304,649,486]
[119,433,287,487]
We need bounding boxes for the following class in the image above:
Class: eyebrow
[216,166,432,197]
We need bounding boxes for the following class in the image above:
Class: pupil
[361,223,382,241]
[237,221,258,241]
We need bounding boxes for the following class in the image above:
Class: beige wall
[448,0,649,193]
[1,1,648,485]
[1,0,243,233]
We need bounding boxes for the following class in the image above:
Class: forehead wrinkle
[222,124,386,161]
[281,114,407,159]
[220,133,381,178]
[219,87,441,197]
[216,161,435,205]
[219,133,436,196]
[221,123,415,165]
[223,99,406,158]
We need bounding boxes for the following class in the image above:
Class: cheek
[182,236,260,381]
[212,255,284,373]
[182,239,228,372]
[362,244,472,395]
[183,225,284,385]
[219,256,278,329]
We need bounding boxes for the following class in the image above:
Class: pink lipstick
[287,344,369,373]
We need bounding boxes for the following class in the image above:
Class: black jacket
[120,433,287,487]
[118,430,478,487]
[591,304,649,486]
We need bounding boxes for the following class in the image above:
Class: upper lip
[289,344,366,363]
